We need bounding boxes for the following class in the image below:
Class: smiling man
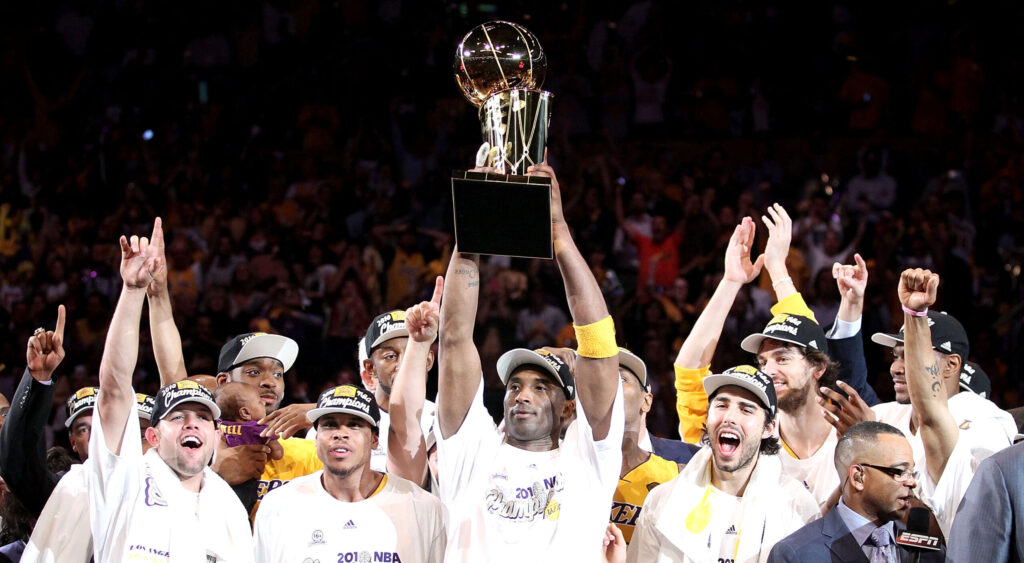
[253,384,445,562]
[629,366,818,563]
[89,225,252,562]
[436,163,623,562]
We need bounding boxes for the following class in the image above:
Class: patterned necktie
[866,527,894,563]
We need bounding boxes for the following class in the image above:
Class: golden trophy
[451,21,554,258]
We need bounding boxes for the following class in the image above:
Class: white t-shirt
[777,423,840,512]
[706,486,742,562]
[253,471,445,562]
[88,398,253,562]
[23,463,92,563]
[437,380,624,563]
[872,392,1017,536]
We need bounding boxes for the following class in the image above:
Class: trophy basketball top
[453,21,547,107]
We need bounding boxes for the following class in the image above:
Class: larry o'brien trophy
[452,21,553,259]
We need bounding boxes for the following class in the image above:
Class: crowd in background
[1,0,1023,450]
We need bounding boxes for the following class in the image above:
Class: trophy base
[451,171,552,259]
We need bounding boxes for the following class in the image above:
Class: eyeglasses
[858,463,918,483]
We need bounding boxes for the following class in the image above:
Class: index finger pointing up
[55,304,66,340]
[431,276,444,305]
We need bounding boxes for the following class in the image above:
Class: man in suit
[769,421,945,562]
[948,441,1024,562]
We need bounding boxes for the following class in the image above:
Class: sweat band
[901,305,928,317]
[574,316,618,358]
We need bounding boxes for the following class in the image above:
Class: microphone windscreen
[907,506,930,534]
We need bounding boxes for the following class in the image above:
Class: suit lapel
[823,509,870,563]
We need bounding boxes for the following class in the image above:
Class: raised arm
[437,249,482,438]
[0,305,66,517]
[828,253,880,404]
[673,218,763,442]
[676,217,763,368]
[97,225,161,455]
[144,218,187,386]
[388,276,442,486]
[761,203,797,300]
[899,269,958,483]
[530,163,618,440]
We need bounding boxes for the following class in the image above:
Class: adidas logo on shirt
[344,520,356,530]
[725,525,738,535]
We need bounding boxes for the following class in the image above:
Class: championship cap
[497,348,576,399]
[741,313,829,356]
[618,347,649,392]
[66,387,99,428]
[870,310,969,359]
[307,385,381,427]
[136,393,156,421]
[959,361,992,399]
[364,311,409,356]
[151,380,221,423]
[702,365,777,417]
[218,332,298,374]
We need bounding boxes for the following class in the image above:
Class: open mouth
[181,436,203,449]
[718,430,741,456]
[329,446,351,459]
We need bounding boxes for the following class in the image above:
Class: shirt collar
[836,498,895,547]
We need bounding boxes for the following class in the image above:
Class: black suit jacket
[0,369,61,518]
[768,505,946,562]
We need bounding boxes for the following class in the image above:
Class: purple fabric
[218,419,271,447]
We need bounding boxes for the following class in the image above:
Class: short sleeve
[88,397,144,558]
[436,379,499,502]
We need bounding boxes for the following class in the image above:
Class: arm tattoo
[925,363,941,397]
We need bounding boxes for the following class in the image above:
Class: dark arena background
[1,0,1023,446]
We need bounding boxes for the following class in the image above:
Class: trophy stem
[479,89,553,175]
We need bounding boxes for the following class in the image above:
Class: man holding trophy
[436,21,627,563]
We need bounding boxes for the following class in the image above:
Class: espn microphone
[895,507,941,562]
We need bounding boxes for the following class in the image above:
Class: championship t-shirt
[778,423,840,512]
[253,436,323,518]
[611,453,680,542]
[88,398,253,562]
[437,380,624,562]
[253,471,445,562]
[684,485,742,563]
[23,463,92,563]
[372,399,437,473]
[872,391,1017,536]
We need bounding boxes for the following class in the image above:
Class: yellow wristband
[574,316,618,358]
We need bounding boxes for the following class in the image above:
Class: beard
[712,432,761,475]
[777,378,812,413]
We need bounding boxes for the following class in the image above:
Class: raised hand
[833,253,868,303]
[723,216,765,284]
[119,219,163,290]
[406,276,444,343]
[146,217,168,297]
[898,268,939,313]
[27,304,66,382]
[526,159,565,230]
[761,203,793,276]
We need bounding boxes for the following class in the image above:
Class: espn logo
[896,532,941,550]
